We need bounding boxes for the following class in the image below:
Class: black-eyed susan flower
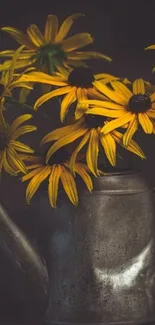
[0,114,36,175]
[21,148,93,208]
[0,14,111,73]
[0,46,33,107]
[82,78,155,146]
[40,115,145,177]
[18,66,119,122]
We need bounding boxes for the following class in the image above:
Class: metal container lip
[90,168,150,194]
[98,166,140,176]
[45,316,155,325]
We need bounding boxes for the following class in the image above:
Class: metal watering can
[1,170,155,325]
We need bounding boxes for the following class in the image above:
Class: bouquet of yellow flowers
[0,13,155,207]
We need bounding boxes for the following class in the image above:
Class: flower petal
[20,154,42,163]
[0,70,8,85]
[67,51,111,62]
[112,130,145,159]
[26,164,42,170]
[86,129,99,176]
[111,80,132,100]
[86,107,126,118]
[93,81,127,105]
[74,162,93,192]
[0,59,32,72]
[122,78,131,84]
[87,87,107,100]
[82,99,124,110]
[138,113,153,133]
[10,82,33,90]
[10,125,37,140]
[75,88,89,119]
[10,140,34,153]
[95,73,118,81]
[48,165,62,208]
[16,50,36,59]
[25,166,51,203]
[1,27,35,49]
[60,87,77,122]
[150,92,155,102]
[100,133,116,166]
[60,166,78,206]
[70,131,90,173]
[8,45,25,81]
[101,112,133,134]
[55,14,84,43]
[34,86,72,110]
[7,147,28,174]
[44,15,58,42]
[147,108,155,118]
[9,114,33,136]
[56,65,69,78]
[0,50,19,57]
[11,66,36,82]
[145,44,155,50]
[133,79,145,94]
[27,24,45,47]
[61,33,93,52]
[22,166,44,181]
[41,121,83,145]
[3,151,17,175]
[46,127,87,163]
[123,115,138,145]
[19,71,67,85]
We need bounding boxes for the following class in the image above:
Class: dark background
[1,0,155,211]
[1,0,155,322]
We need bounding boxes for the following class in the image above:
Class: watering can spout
[0,203,49,319]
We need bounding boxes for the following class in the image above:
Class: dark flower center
[85,114,107,128]
[46,147,70,165]
[0,132,8,150]
[0,84,5,96]
[128,93,152,113]
[68,67,95,88]
[35,44,67,73]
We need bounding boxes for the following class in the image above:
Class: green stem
[48,53,55,75]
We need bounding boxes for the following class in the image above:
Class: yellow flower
[0,14,111,73]
[0,46,33,107]
[21,148,93,208]
[0,114,36,175]
[40,115,145,177]
[18,66,119,122]
[82,78,155,145]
